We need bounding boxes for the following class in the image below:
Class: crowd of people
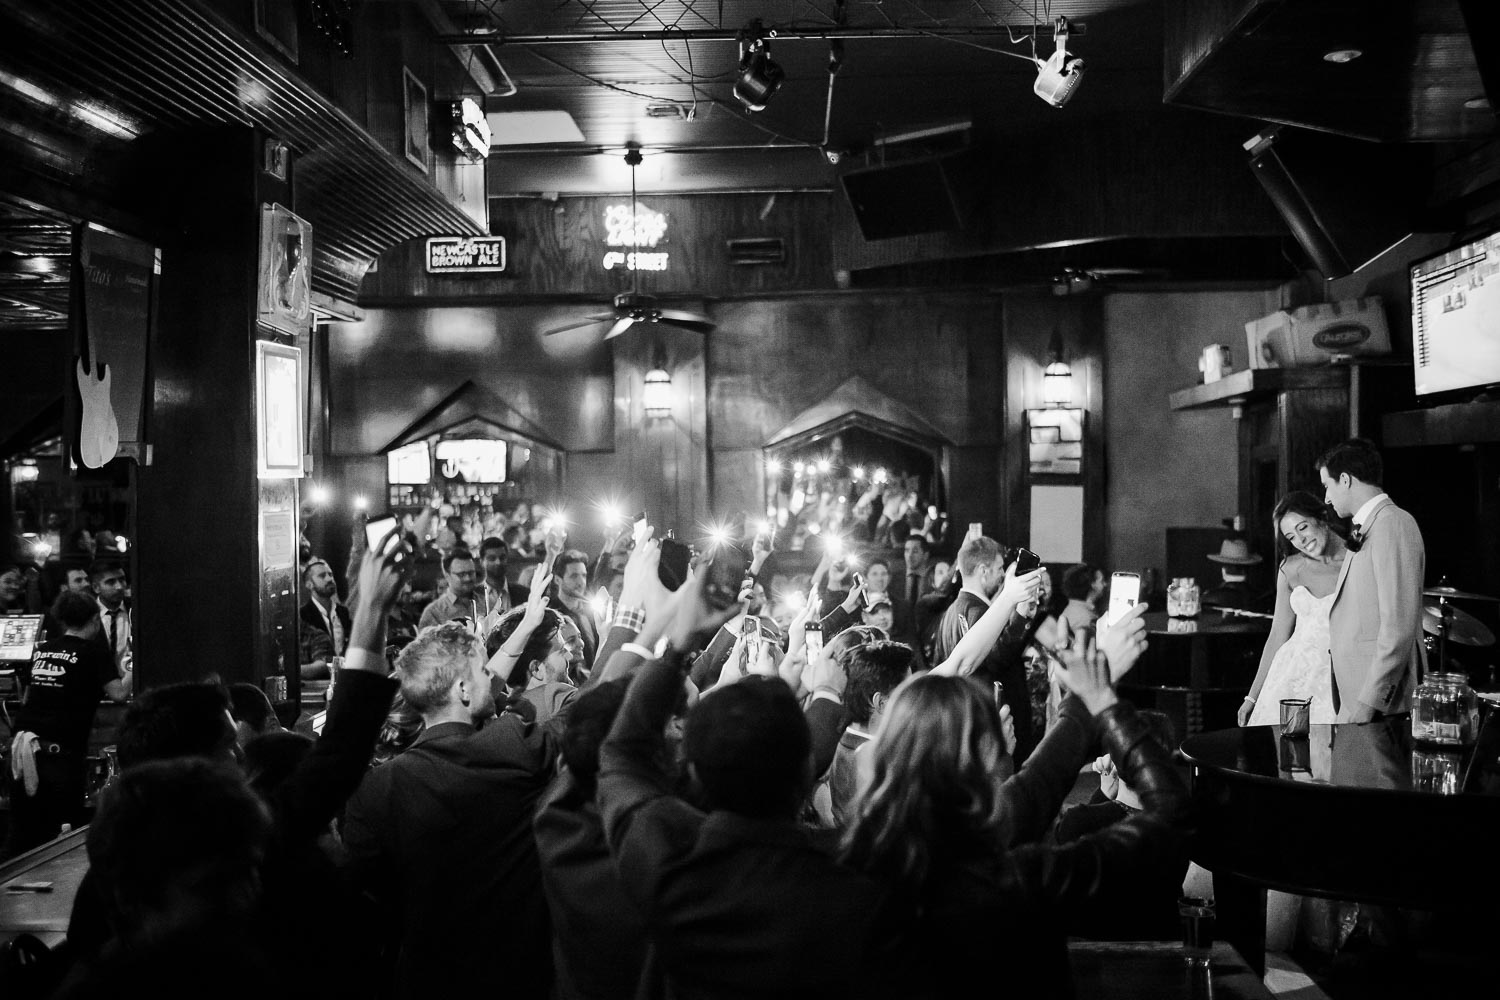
[1,479,1199,999]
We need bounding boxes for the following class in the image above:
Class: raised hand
[664,557,745,654]
[1096,601,1149,683]
[519,568,553,633]
[356,525,411,616]
[801,641,847,699]
[620,535,666,615]
[1055,630,1120,716]
[999,703,1017,757]
[998,565,1045,610]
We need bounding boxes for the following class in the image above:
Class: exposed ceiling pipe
[434,24,1084,46]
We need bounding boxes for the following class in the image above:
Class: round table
[1180,715,1500,973]
[1119,612,1270,737]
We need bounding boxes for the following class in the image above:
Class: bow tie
[1349,526,1364,550]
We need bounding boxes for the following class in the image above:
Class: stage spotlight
[1033,17,1086,108]
[734,23,784,112]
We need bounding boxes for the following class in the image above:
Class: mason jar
[1411,672,1480,746]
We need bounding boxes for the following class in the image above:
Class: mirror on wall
[763,425,941,552]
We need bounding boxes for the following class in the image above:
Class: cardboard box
[1245,297,1391,368]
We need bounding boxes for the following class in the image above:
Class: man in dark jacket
[341,620,568,1000]
[533,680,648,1000]
[932,535,1042,763]
[299,558,351,679]
[597,574,899,999]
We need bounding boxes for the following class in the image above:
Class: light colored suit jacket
[1327,497,1426,721]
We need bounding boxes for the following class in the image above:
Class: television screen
[1411,229,1500,397]
[435,439,507,483]
[387,441,431,485]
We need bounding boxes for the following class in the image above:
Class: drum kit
[1422,581,1498,674]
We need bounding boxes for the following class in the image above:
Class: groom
[1319,439,1426,723]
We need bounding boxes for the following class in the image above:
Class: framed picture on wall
[257,204,312,336]
[1026,407,1085,477]
[403,67,429,172]
[256,340,304,479]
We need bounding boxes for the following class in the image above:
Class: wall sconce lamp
[643,351,673,417]
[1042,329,1074,407]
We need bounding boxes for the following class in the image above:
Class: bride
[1239,491,1350,727]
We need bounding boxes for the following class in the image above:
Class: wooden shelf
[1383,399,1500,447]
[1168,366,1348,412]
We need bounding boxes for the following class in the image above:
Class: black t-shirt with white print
[17,634,116,751]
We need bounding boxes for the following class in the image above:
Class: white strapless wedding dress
[1248,585,1337,726]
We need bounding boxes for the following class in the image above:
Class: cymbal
[1423,585,1500,602]
[1422,605,1496,647]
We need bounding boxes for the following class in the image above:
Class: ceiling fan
[543,148,715,340]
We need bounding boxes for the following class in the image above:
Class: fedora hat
[1207,538,1262,565]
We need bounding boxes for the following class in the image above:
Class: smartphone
[967,522,984,541]
[703,541,750,612]
[364,514,399,555]
[993,681,1005,711]
[742,616,762,664]
[1014,547,1041,575]
[658,537,692,591]
[804,620,824,661]
[1104,571,1141,628]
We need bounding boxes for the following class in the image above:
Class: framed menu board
[255,340,303,478]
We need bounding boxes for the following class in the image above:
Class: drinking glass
[1279,698,1310,738]
[1178,896,1216,968]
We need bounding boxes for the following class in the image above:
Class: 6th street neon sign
[602,202,669,271]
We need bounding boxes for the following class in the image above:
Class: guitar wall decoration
[75,354,119,469]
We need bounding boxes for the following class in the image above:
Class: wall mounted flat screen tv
[435,439,507,483]
[387,441,431,485]
[1411,228,1500,398]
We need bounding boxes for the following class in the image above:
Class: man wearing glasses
[418,550,482,630]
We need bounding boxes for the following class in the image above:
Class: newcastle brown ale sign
[425,236,507,274]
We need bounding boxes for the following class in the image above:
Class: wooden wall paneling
[1000,294,1104,564]
[326,304,614,456]
[359,193,836,300]
[1280,387,1351,495]
[609,328,710,536]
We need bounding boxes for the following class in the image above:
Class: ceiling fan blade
[658,309,716,333]
[542,313,616,336]
[603,316,636,340]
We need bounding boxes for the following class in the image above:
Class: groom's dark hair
[1317,438,1383,488]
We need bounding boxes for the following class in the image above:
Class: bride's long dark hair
[1272,490,1353,564]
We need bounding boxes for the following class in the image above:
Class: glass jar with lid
[1167,578,1201,618]
[1411,672,1480,746]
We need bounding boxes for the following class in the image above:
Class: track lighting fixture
[734,20,784,112]
[1033,16,1086,108]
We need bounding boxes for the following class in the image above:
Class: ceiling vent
[726,237,786,265]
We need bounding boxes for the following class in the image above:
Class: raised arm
[272,528,408,843]
[1241,566,1295,725]
[1010,622,1190,910]
[930,566,1044,677]
[598,570,740,853]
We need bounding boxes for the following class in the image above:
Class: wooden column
[132,127,300,691]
